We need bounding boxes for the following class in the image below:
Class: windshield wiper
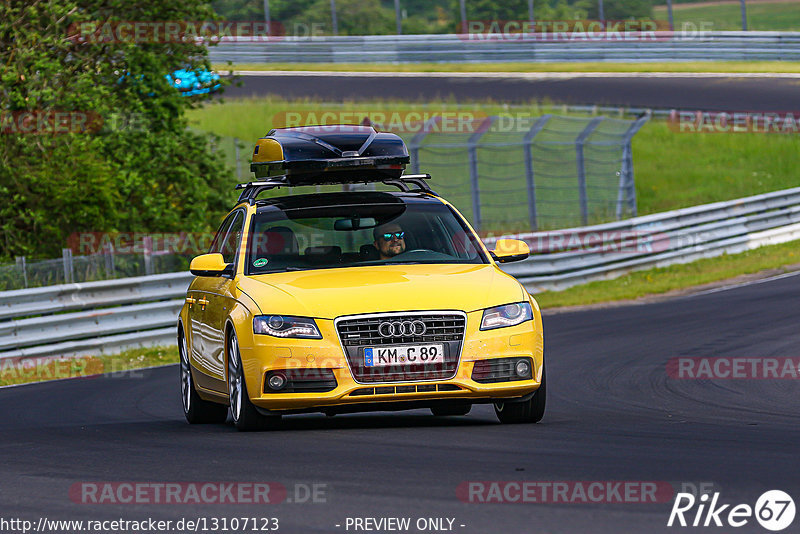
[256,266,307,274]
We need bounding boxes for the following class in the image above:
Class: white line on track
[687,268,800,298]
[232,70,800,79]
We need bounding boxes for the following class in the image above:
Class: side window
[219,211,245,264]
[209,214,235,255]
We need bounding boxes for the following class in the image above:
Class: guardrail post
[408,116,439,174]
[575,117,604,226]
[61,248,74,284]
[143,236,154,276]
[103,243,116,279]
[234,137,242,180]
[15,256,27,289]
[617,112,650,219]
[523,114,551,231]
[666,0,674,31]
[330,0,338,36]
[467,116,496,231]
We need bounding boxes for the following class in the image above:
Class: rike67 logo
[668,490,795,531]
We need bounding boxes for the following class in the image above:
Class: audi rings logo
[378,320,426,338]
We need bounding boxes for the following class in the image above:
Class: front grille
[337,312,466,383]
[338,314,466,346]
[264,368,338,393]
[348,383,466,396]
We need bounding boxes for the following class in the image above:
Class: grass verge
[188,96,800,220]
[535,238,800,309]
[0,346,178,387]
[213,61,800,74]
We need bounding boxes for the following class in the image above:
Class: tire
[227,330,281,431]
[179,329,228,424]
[494,365,546,424]
[430,403,472,416]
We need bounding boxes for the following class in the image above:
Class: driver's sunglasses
[381,231,405,241]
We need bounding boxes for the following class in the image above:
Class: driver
[373,223,406,260]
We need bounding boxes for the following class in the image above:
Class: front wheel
[180,330,228,424]
[228,331,281,431]
[494,365,546,424]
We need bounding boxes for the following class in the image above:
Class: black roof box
[249,125,409,185]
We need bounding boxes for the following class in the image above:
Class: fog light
[268,373,287,391]
[515,359,531,378]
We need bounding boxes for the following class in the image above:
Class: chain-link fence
[0,248,193,291]
[404,114,648,232]
[216,113,648,232]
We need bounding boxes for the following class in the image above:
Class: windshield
[245,200,488,274]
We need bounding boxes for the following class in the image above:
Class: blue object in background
[166,68,221,96]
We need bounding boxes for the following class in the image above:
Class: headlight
[480,302,533,331]
[253,315,322,339]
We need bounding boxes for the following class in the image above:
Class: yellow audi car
[179,125,545,430]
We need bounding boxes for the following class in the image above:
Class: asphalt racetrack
[222,72,800,111]
[2,272,798,533]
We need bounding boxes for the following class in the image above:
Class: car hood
[237,263,526,319]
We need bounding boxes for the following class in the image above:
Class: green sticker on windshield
[253,258,269,267]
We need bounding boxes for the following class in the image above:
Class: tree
[0,0,232,260]
[301,0,395,36]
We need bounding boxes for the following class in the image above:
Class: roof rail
[235,174,436,204]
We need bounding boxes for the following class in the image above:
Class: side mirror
[490,239,530,263]
[190,253,234,277]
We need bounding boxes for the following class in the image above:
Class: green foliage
[653,2,800,31]
[0,1,233,260]
[210,0,603,35]
[212,0,395,35]
[306,0,395,35]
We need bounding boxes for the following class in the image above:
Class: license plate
[364,344,444,367]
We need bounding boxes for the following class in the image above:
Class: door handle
[198,297,209,310]
[185,297,196,308]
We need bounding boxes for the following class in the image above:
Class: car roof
[253,191,441,214]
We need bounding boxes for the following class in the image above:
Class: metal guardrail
[208,32,800,63]
[0,273,191,359]
[2,187,800,359]
[490,187,800,292]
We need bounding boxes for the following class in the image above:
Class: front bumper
[236,309,544,413]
